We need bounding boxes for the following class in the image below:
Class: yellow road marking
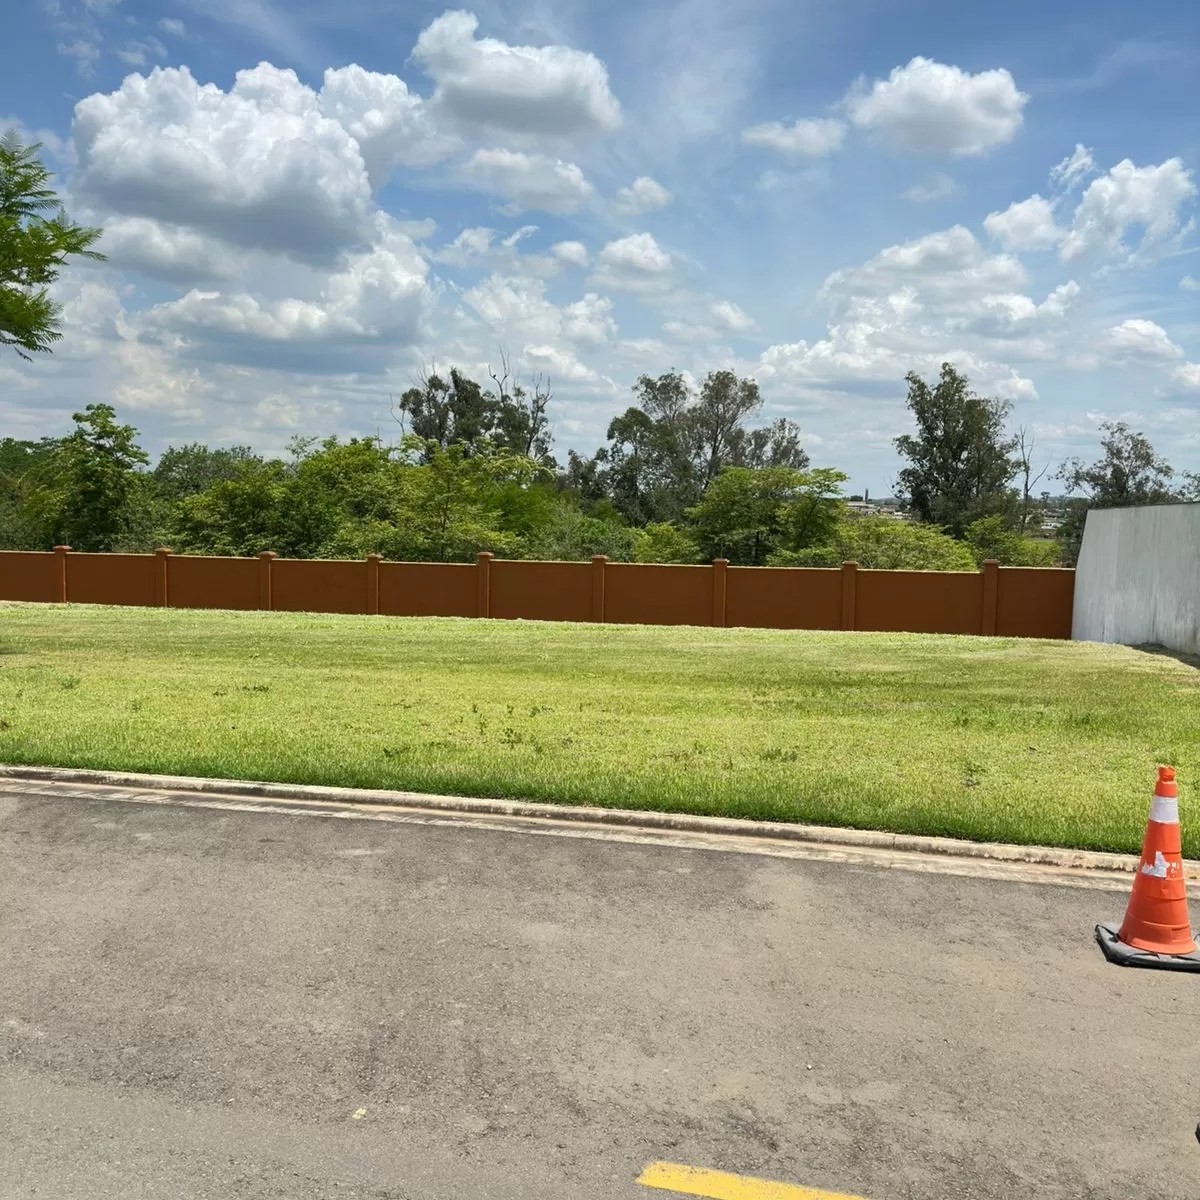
[637,1162,868,1200]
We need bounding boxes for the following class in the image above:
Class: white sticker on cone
[1142,851,1170,878]
[1149,796,1179,824]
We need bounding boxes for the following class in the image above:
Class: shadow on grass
[1134,643,1200,671]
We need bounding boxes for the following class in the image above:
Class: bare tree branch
[1016,426,1051,535]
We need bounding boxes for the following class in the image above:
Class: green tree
[963,515,1060,567]
[1057,421,1177,507]
[687,369,763,485]
[153,443,262,501]
[688,373,810,478]
[0,435,57,479]
[1055,421,1179,563]
[777,517,977,571]
[396,369,494,452]
[0,436,59,548]
[632,522,700,564]
[736,417,811,472]
[172,461,289,557]
[34,405,149,551]
[781,468,849,551]
[395,361,554,465]
[615,370,701,521]
[595,402,693,525]
[394,439,539,561]
[582,369,808,526]
[894,364,1017,537]
[519,503,640,562]
[1,132,105,359]
[168,434,551,563]
[490,477,559,541]
[560,447,606,507]
[89,443,267,554]
[687,467,846,565]
[486,357,554,464]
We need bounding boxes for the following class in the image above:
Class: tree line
[1,362,1189,570]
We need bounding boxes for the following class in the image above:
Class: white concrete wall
[1072,503,1200,652]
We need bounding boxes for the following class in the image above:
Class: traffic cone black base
[1095,922,1200,972]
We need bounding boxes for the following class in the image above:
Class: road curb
[2,762,1188,878]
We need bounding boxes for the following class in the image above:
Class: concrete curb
[3,762,1191,878]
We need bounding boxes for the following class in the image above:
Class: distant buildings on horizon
[843,491,1066,537]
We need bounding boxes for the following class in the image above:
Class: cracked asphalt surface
[2,785,1199,1199]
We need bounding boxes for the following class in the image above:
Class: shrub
[771,517,977,571]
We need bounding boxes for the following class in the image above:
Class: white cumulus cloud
[1060,157,1197,264]
[412,9,621,139]
[590,233,674,293]
[845,57,1027,156]
[983,156,1197,268]
[435,225,497,267]
[823,225,1027,304]
[431,224,566,276]
[613,176,672,215]
[551,241,589,267]
[741,117,846,158]
[462,273,564,341]
[1038,281,1081,318]
[521,344,614,389]
[95,216,244,283]
[1102,319,1184,362]
[983,195,1065,252]
[318,63,453,187]
[561,294,617,345]
[143,215,429,361]
[72,64,376,262]
[459,148,594,213]
[710,300,756,333]
[459,275,617,359]
[753,223,1077,404]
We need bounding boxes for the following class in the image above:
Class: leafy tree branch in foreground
[0,131,105,360]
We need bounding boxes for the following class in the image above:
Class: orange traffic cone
[1096,767,1200,971]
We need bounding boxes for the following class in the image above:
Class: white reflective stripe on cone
[1149,795,1180,824]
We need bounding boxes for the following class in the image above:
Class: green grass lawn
[1,602,1198,856]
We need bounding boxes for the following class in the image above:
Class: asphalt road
[2,784,1198,1200]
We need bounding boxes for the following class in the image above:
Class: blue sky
[3,0,1198,493]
